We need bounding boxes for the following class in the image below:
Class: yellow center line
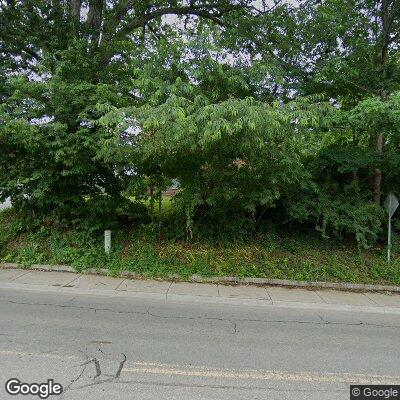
[1,350,398,385]
[0,350,80,360]
[123,363,400,385]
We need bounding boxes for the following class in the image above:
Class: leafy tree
[0,0,263,222]
[291,0,400,204]
[98,75,332,235]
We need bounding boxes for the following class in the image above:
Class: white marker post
[384,193,399,264]
[104,230,111,254]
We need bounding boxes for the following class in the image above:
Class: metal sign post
[384,193,399,264]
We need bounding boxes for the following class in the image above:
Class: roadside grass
[134,196,174,219]
[0,208,399,285]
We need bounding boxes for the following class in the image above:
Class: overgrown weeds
[1,208,399,285]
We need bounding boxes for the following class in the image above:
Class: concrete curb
[1,262,400,293]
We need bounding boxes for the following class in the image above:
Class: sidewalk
[1,268,400,314]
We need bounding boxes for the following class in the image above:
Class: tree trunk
[87,0,104,47]
[371,0,393,204]
[71,0,82,36]
[149,185,155,218]
[373,132,383,204]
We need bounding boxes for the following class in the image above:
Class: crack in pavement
[93,358,101,378]
[115,353,127,378]
[68,352,128,391]
[58,349,128,394]
[3,299,400,330]
[144,308,400,329]
[60,351,90,398]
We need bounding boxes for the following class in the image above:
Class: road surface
[0,287,399,399]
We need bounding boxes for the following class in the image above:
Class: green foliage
[0,209,25,251]
[313,196,383,249]
[1,0,400,253]
[109,90,332,234]
[1,219,399,285]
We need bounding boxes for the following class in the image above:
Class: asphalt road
[0,287,399,400]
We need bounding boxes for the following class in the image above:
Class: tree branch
[146,22,162,40]
[119,4,245,35]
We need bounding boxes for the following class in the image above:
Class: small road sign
[385,193,399,264]
[385,193,399,218]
